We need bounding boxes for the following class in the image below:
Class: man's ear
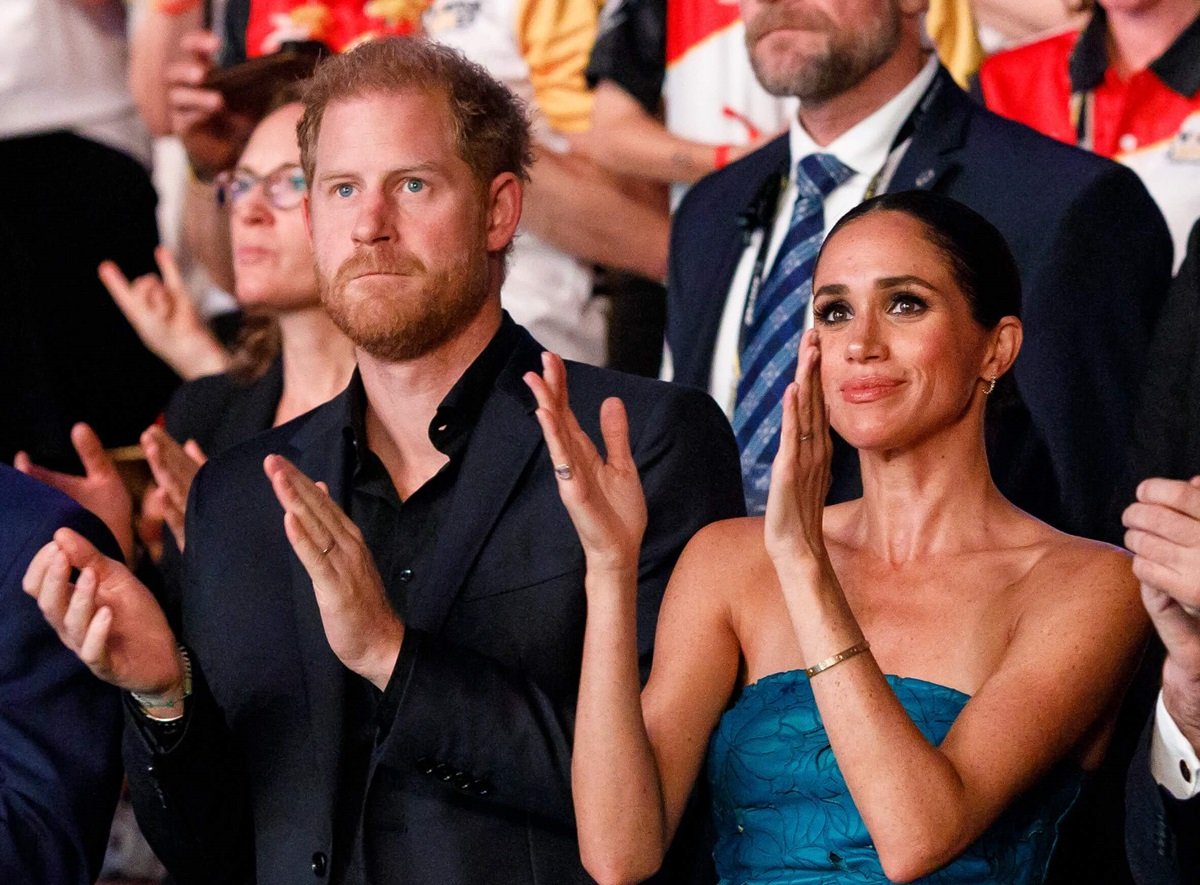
[982,316,1023,382]
[485,172,522,253]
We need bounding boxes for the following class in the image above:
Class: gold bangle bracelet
[804,639,871,679]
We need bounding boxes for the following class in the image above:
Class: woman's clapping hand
[765,329,833,569]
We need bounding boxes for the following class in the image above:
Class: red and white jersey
[979,10,1200,268]
[663,1,793,171]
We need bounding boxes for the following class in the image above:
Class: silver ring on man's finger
[798,433,813,442]
[554,463,573,480]
[319,542,334,557]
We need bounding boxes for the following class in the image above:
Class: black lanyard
[734,72,943,363]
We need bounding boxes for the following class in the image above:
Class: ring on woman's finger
[554,463,574,481]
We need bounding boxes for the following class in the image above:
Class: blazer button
[452,772,473,790]
[471,778,493,797]
[415,756,436,776]
[434,763,455,782]
[311,851,328,877]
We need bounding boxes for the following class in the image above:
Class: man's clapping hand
[1124,476,1200,748]
[22,528,183,705]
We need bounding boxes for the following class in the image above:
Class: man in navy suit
[1122,219,1200,884]
[24,39,743,884]
[667,0,1172,544]
[0,464,123,883]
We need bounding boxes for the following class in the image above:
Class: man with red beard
[22,38,743,885]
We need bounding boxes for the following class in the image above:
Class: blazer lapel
[406,333,544,634]
[888,66,971,193]
[677,135,790,388]
[278,394,353,833]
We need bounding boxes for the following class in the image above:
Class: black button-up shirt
[335,317,521,878]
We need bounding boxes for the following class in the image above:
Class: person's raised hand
[141,426,207,552]
[764,329,833,571]
[1123,475,1200,747]
[166,30,257,179]
[264,454,403,690]
[15,423,136,564]
[99,245,230,380]
[22,527,182,701]
[524,351,646,577]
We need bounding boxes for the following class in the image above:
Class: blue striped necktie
[732,152,853,515]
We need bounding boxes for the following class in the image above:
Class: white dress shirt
[1151,690,1200,800]
[698,56,940,415]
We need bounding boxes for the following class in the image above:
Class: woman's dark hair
[817,190,1022,327]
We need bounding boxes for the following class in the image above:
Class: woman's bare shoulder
[673,517,775,602]
[1013,519,1138,613]
[679,517,771,571]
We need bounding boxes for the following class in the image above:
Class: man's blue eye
[404,179,425,193]
[335,184,355,198]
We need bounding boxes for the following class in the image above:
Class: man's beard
[745,2,901,104]
[318,235,490,363]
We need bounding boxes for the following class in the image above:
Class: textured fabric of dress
[708,672,1083,884]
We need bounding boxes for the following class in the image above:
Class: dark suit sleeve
[0,504,124,884]
[1126,714,1200,884]
[373,387,744,826]
[1015,164,1172,542]
[122,465,255,885]
[122,662,255,884]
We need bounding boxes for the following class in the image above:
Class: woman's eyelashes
[813,292,930,326]
[888,292,929,316]
[813,299,851,326]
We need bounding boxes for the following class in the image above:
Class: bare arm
[129,1,204,136]
[525,353,741,882]
[521,145,670,281]
[570,82,765,186]
[973,0,1084,43]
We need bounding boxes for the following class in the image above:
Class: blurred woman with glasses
[145,99,355,564]
[18,99,354,610]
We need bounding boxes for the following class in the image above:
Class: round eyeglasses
[215,163,307,211]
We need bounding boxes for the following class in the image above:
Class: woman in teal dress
[524,191,1148,883]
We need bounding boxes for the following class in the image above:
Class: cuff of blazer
[374,626,423,742]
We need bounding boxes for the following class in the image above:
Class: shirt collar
[787,54,940,180]
[1071,7,1200,97]
[345,312,521,467]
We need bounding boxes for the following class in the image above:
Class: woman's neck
[274,308,356,426]
[845,420,1017,563]
[1104,0,1199,78]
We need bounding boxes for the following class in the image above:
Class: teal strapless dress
[707,672,1082,884]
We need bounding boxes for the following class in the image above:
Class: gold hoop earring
[984,376,997,395]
